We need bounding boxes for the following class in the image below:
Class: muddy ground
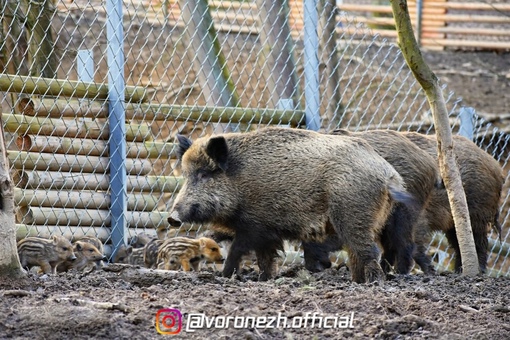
[0,264,509,339]
[3,2,510,338]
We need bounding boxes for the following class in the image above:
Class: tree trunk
[390,0,479,275]
[0,116,25,277]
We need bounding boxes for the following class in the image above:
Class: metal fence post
[303,0,321,131]
[107,0,127,260]
[458,107,475,140]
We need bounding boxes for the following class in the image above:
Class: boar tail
[493,211,502,242]
[388,184,419,209]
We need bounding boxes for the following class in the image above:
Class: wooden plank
[423,27,510,37]
[14,188,161,211]
[7,151,152,175]
[422,14,510,24]
[17,135,176,159]
[421,38,510,49]
[424,2,510,11]
[13,170,183,192]
[15,224,158,243]
[0,74,147,102]
[3,113,151,142]
[22,207,170,229]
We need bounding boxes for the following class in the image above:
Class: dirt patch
[1,265,509,339]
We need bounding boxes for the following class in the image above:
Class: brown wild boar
[78,236,106,269]
[403,132,504,273]
[17,235,76,274]
[304,129,441,275]
[157,237,223,271]
[57,240,106,272]
[168,127,415,283]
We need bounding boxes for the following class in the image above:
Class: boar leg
[345,242,383,284]
[302,241,333,273]
[380,204,417,275]
[473,229,489,274]
[181,259,192,271]
[255,247,279,281]
[222,236,251,278]
[190,258,201,271]
[413,242,435,274]
[39,262,53,275]
[444,229,462,273]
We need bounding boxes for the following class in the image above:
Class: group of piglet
[17,232,224,275]
[167,127,504,283]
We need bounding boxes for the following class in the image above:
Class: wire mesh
[0,0,508,276]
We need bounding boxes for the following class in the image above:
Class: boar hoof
[258,271,272,281]
[363,261,385,284]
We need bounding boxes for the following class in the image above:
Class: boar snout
[69,254,77,261]
[168,210,183,227]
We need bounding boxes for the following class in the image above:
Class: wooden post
[180,0,240,109]
[24,0,58,77]
[256,0,299,109]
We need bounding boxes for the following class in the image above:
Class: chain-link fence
[1,0,509,276]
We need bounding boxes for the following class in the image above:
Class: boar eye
[211,247,218,252]
[62,247,69,251]
[196,170,212,181]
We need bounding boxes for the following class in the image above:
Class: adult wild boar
[404,132,504,273]
[168,127,415,283]
[303,129,440,275]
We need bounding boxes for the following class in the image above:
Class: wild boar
[57,240,106,273]
[403,132,504,273]
[168,127,415,283]
[113,245,145,266]
[143,238,164,269]
[78,236,106,269]
[130,233,154,248]
[17,235,76,275]
[157,237,223,271]
[304,129,441,275]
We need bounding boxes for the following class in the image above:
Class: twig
[53,297,131,313]
[2,289,32,297]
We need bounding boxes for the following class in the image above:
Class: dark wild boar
[304,129,440,275]
[403,132,504,273]
[168,127,415,283]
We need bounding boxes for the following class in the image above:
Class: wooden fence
[69,0,508,51]
[2,74,303,246]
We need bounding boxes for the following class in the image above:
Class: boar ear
[206,137,229,171]
[176,135,193,160]
[52,235,59,244]
[75,242,83,251]
[199,238,206,249]
[331,129,350,136]
[126,246,133,256]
